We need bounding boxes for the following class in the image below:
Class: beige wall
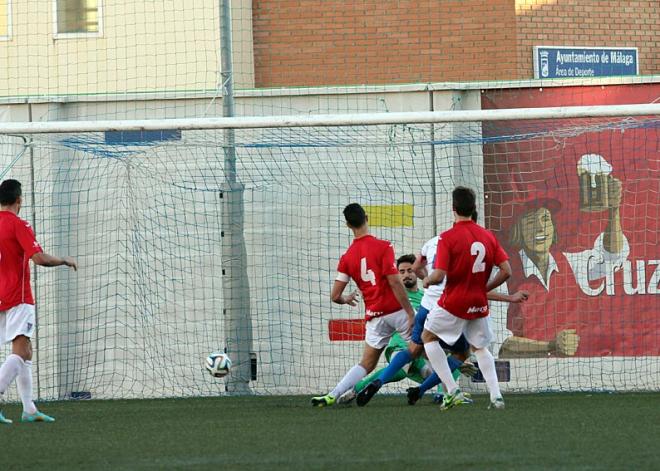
[0,0,254,98]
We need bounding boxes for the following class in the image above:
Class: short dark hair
[471,210,478,222]
[343,203,367,228]
[0,179,22,206]
[452,186,476,217]
[397,254,416,267]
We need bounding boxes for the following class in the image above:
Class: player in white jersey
[416,236,445,327]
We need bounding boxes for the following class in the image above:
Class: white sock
[17,360,37,415]
[424,341,458,394]
[474,348,502,401]
[330,364,367,398]
[0,354,24,395]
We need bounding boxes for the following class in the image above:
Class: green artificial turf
[1,393,659,471]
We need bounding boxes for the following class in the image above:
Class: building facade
[0,1,657,98]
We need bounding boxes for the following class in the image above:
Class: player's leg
[465,318,504,409]
[408,360,463,405]
[0,307,37,423]
[356,307,426,405]
[422,307,470,410]
[313,344,382,407]
[12,335,35,415]
[363,305,427,392]
[312,317,387,407]
[354,349,410,393]
[356,309,410,406]
[2,304,53,422]
[339,363,406,405]
[0,311,23,396]
[0,310,15,424]
[12,336,54,422]
[407,335,469,405]
[353,367,386,395]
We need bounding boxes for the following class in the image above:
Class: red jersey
[0,211,43,311]
[337,235,401,319]
[435,220,508,320]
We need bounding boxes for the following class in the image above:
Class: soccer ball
[205,352,232,378]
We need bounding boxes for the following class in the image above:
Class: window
[55,0,100,36]
[0,0,10,40]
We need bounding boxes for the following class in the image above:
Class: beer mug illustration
[577,154,612,212]
[540,51,550,78]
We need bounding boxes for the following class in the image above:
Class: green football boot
[311,394,336,408]
[439,388,473,411]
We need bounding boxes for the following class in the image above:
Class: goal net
[0,104,658,400]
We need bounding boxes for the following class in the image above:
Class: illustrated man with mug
[495,154,630,358]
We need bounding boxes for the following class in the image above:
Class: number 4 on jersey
[361,257,376,286]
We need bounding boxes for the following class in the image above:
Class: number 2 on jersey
[360,257,376,286]
[471,242,486,273]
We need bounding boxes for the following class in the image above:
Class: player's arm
[487,289,528,303]
[412,254,428,280]
[15,220,77,270]
[486,260,511,292]
[330,280,358,306]
[31,253,78,271]
[386,274,415,320]
[387,273,415,336]
[486,238,511,292]
[424,268,446,288]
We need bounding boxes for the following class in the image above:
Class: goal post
[0,103,658,400]
[0,104,658,134]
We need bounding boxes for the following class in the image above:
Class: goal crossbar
[0,104,658,134]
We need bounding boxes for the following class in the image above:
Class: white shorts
[0,304,36,344]
[365,309,411,349]
[424,305,492,349]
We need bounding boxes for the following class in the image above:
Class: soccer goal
[0,102,658,400]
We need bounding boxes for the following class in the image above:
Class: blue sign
[534,46,638,79]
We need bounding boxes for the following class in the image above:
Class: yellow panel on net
[363,204,414,227]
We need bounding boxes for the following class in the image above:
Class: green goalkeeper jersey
[406,288,423,311]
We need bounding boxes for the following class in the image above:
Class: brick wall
[252,0,659,88]
[516,0,660,77]
[252,0,518,87]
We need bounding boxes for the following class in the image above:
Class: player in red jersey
[422,187,512,410]
[0,180,77,424]
[311,203,415,407]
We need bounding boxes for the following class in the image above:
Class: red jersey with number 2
[0,211,43,311]
[337,235,401,319]
[434,220,508,320]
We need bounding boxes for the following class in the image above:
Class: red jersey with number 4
[435,220,508,320]
[337,235,401,319]
[0,211,43,311]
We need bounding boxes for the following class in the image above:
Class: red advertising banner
[482,84,659,357]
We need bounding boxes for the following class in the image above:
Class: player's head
[343,203,367,229]
[452,186,476,217]
[510,206,557,255]
[396,254,417,289]
[0,179,22,211]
